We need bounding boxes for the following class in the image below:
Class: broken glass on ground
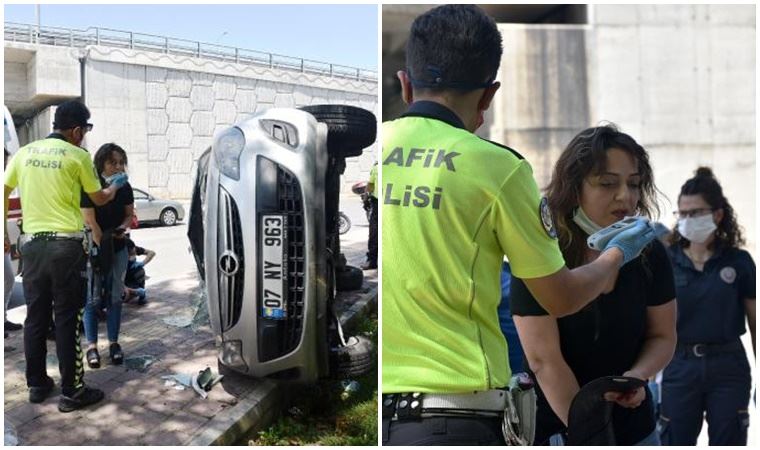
[123,355,156,372]
[4,421,18,446]
[162,284,209,329]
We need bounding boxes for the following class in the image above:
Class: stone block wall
[83,46,377,200]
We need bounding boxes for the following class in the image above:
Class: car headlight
[213,127,246,180]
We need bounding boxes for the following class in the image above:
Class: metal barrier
[3,22,377,83]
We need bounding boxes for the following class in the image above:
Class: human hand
[4,236,10,253]
[108,172,129,188]
[604,218,656,265]
[602,370,647,408]
[603,386,646,408]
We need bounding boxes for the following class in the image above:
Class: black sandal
[109,343,124,365]
[86,348,101,369]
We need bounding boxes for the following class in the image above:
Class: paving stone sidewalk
[4,263,377,445]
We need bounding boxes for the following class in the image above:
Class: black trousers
[21,239,86,393]
[367,197,378,264]
[383,416,505,445]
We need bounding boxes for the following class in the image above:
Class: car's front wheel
[160,208,178,226]
[330,335,374,378]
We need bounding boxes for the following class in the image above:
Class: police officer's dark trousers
[21,239,86,395]
[367,196,378,264]
[659,341,751,445]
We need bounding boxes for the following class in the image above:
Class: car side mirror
[148,195,154,201]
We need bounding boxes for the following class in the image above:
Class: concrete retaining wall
[5,43,378,199]
[82,47,377,199]
[489,4,755,251]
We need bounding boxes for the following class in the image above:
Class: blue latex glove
[604,218,656,266]
[107,172,129,188]
[131,260,144,269]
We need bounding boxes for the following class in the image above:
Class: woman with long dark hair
[80,143,134,367]
[659,167,755,445]
[509,125,677,445]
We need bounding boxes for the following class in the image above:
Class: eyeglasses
[82,123,94,132]
[673,208,714,219]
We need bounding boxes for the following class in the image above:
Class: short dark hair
[671,167,744,250]
[406,5,502,92]
[53,100,90,130]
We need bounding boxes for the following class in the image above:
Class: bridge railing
[4,22,377,83]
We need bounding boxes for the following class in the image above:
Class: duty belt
[677,340,743,357]
[20,232,85,247]
[382,389,509,420]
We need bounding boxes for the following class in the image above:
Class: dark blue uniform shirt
[668,245,755,344]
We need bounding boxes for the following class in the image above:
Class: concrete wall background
[5,43,378,200]
[590,5,755,251]
[488,4,755,252]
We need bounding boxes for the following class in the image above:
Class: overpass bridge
[4,22,378,199]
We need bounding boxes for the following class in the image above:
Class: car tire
[338,212,351,235]
[160,208,178,226]
[336,265,363,292]
[330,335,374,378]
[300,105,376,157]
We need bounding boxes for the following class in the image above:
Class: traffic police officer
[381,5,657,445]
[3,100,127,412]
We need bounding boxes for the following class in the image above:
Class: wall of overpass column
[81,46,377,200]
[488,4,755,253]
[5,42,377,199]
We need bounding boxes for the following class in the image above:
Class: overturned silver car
[188,105,375,383]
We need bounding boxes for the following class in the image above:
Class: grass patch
[248,312,378,446]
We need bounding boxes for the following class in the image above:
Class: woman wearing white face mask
[659,167,756,445]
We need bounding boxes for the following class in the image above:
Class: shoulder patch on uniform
[720,266,736,284]
[539,197,557,239]
[481,139,525,160]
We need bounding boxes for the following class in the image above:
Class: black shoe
[86,348,101,369]
[58,386,104,413]
[29,376,55,403]
[360,261,377,270]
[5,321,22,331]
[109,343,124,365]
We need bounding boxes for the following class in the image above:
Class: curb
[185,286,378,446]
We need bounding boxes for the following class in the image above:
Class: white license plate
[261,215,287,319]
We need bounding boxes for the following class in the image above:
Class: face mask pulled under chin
[677,214,717,244]
[572,206,603,236]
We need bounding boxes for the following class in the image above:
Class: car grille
[256,159,307,362]
[278,166,306,354]
[217,187,244,332]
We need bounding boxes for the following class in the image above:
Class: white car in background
[132,187,185,226]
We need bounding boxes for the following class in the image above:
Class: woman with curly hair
[509,124,677,445]
[659,167,755,445]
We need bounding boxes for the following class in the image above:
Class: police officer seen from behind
[3,101,128,413]
[381,5,657,445]
[660,167,755,445]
